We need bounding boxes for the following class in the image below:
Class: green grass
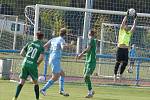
[0,80,150,100]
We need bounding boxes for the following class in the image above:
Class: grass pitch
[0,80,150,100]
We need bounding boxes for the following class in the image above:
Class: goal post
[34,4,40,40]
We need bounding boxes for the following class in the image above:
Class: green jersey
[22,40,44,67]
[85,38,96,63]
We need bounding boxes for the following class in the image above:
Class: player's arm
[20,43,28,57]
[120,16,128,29]
[77,45,91,59]
[44,39,51,51]
[37,46,45,66]
[77,39,93,59]
[62,40,75,49]
[130,18,137,33]
[37,53,44,67]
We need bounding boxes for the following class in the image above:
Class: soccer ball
[38,76,45,82]
[128,8,136,16]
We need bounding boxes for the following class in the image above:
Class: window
[11,23,20,31]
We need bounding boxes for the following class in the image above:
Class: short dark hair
[36,32,44,40]
[60,28,67,37]
[89,30,95,36]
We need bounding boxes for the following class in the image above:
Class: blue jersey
[47,36,65,73]
[129,48,136,57]
[47,36,65,58]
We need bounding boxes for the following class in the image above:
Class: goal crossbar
[34,4,150,17]
[26,4,150,40]
[0,14,18,18]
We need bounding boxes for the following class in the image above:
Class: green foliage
[41,10,67,36]
[93,15,111,39]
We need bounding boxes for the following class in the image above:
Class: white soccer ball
[128,8,136,16]
[38,76,45,82]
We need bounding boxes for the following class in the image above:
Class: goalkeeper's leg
[114,61,120,82]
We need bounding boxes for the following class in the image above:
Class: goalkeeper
[114,9,137,82]
[12,32,44,100]
[76,30,96,98]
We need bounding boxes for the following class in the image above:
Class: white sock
[88,90,93,95]
[60,91,64,93]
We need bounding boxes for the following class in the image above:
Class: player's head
[88,30,95,38]
[131,44,135,48]
[36,31,44,40]
[60,28,67,37]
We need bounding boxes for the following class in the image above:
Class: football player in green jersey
[12,32,44,100]
[76,30,96,98]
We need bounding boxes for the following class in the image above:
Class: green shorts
[84,62,96,76]
[19,64,38,81]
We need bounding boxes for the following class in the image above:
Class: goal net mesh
[9,4,150,85]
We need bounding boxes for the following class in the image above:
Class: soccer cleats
[127,68,133,73]
[59,91,69,96]
[40,89,46,96]
[85,91,95,98]
[12,97,17,100]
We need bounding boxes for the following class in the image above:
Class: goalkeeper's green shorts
[84,62,96,76]
[19,65,38,81]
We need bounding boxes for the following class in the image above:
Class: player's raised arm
[120,16,128,29]
[130,18,137,33]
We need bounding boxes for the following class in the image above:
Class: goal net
[13,4,150,85]
[0,14,19,50]
[0,14,35,80]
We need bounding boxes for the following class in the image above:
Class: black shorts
[116,48,128,62]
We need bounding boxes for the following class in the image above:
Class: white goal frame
[27,4,150,41]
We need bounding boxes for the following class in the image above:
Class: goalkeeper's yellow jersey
[118,28,132,47]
